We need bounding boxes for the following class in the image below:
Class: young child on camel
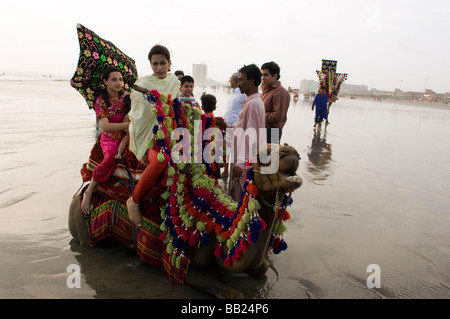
[200,93,226,180]
[81,66,131,214]
[179,75,199,108]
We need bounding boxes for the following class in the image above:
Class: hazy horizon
[1,0,449,93]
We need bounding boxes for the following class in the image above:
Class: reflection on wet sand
[69,238,275,298]
[306,125,332,183]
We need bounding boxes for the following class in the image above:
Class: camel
[69,89,302,298]
[69,142,302,298]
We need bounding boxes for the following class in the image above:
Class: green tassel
[156,129,165,139]
[163,104,169,115]
[171,253,177,266]
[147,139,154,149]
[166,177,174,187]
[157,152,165,162]
[160,222,167,232]
[164,116,172,127]
[248,199,261,213]
[160,93,167,103]
[196,221,205,232]
[161,191,170,200]
[226,238,234,250]
[275,223,287,235]
[167,166,176,177]
[186,217,195,228]
[166,242,174,254]
[176,256,181,269]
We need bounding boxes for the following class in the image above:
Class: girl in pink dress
[81,66,131,214]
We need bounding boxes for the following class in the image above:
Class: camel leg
[184,266,244,299]
[68,194,89,247]
[245,258,269,277]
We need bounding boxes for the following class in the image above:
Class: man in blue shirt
[311,86,330,128]
[222,72,246,178]
[223,72,246,126]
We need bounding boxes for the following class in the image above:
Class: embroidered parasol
[316,59,348,114]
[70,23,138,109]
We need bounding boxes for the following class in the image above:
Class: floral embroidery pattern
[70,24,138,109]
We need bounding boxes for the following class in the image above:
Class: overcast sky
[1,0,449,92]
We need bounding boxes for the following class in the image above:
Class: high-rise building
[192,63,207,84]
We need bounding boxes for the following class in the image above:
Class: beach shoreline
[1,80,449,299]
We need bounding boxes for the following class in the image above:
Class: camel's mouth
[284,174,303,189]
[278,149,302,190]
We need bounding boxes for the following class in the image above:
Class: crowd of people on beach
[80,44,330,227]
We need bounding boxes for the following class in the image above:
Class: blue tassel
[173,238,183,249]
[157,139,166,147]
[156,115,165,123]
[146,94,157,103]
[165,218,173,227]
[252,220,262,232]
[152,125,158,135]
[273,246,281,254]
[250,232,259,243]
[200,232,210,245]
[246,168,254,181]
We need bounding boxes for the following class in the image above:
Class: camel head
[252,143,302,193]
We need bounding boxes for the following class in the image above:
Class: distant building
[340,83,368,93]
[192,63,207,84]
[300,79,368,94]
[300,79,319,93]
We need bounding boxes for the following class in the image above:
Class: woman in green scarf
[127,44,181,227]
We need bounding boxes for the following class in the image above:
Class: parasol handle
[133,85,150,95]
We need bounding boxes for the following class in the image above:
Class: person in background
[200,92,217,115]
[179,75,198,108]
[261,61,290,144]
[222,72,246,178]
[311,86,331,129]
[174,70,184,80]
[126,44,180,227]
[228,64,266,202]
[81,66,131,214]
[200,93,224,180]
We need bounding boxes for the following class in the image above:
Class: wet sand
[0,80,449,299]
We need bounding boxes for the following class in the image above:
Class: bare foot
[126,197,142,227]
[115,154,122,160]
[81,191,92,215]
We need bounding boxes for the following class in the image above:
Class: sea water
[0,80,449,299]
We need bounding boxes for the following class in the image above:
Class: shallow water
[0,80,449,299]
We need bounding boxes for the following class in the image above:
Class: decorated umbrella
[316,59,348,115]
[70,23,138,109]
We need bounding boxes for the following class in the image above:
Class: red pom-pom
[239,239,248,252]
[214,242,223,258]
[224,255,232,267]
[259,218,267,231]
